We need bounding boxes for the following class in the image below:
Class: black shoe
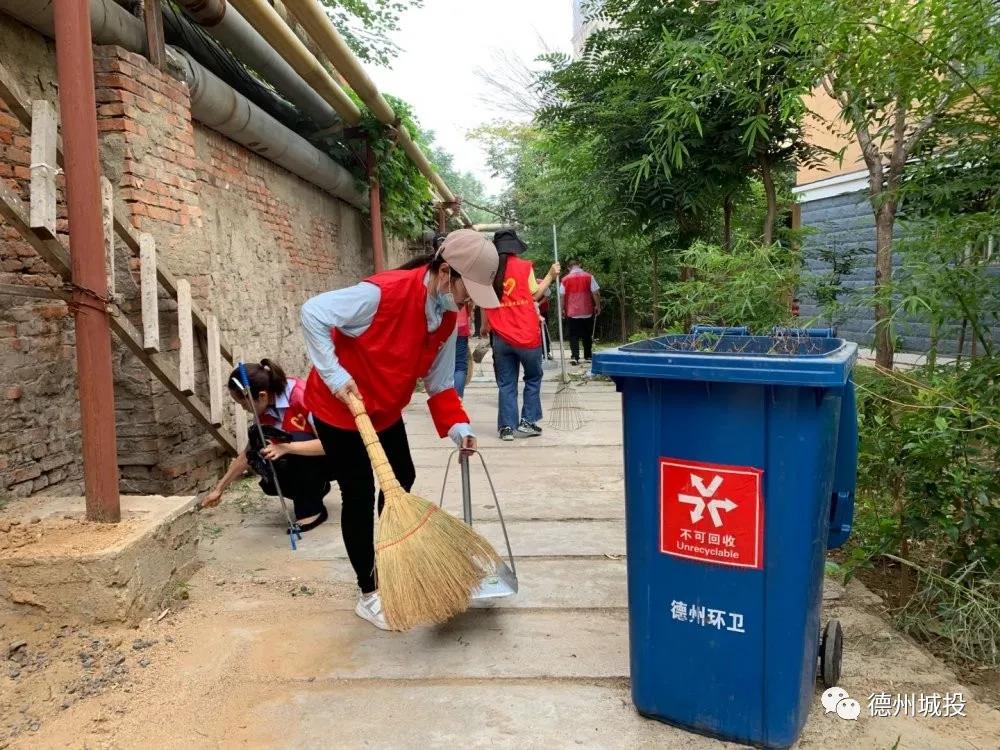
[570,359,580,366]
[288,505,328,534]
[517,420,542,437]
[499,427,515,441]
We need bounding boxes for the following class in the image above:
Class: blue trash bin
[593,334,858,749]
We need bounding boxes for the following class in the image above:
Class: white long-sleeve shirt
[300,274,472,445]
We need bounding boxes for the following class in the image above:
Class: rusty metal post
[366,142,384,273]
[53,0,121,522]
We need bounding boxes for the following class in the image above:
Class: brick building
[0,16,410,500]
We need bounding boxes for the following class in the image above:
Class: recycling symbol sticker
[659,458,764,570]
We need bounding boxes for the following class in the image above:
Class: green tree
[640,0,821,246]
[425,141,494,226]
[777,0,999,368]
[319,0,423,67]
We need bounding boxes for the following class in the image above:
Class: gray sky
[369,0,573,196]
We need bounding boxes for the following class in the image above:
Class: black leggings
[315,417,416,593]
[255,453,330,520]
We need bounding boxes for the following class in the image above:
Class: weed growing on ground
[888,556,1000,668]
[203,524,222,541]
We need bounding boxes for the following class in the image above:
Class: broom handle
[552,224,568,383]
[345,392,403,495]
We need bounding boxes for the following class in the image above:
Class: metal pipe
[239,0,473,227]
[172,48,365,208]
[0,0,364,204]
[176,0,226,26]
[53,0,121,522]
[366,143,384,273]
[174,0,339,130]
[0,0,146,50]
[226,0,361,125]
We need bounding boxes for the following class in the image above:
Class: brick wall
[0,18,379,500]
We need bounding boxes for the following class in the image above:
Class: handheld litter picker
[234,362,301,549]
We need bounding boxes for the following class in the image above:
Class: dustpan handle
[460,453,473,525]
[346,392,402,496]
[439,449,517,579]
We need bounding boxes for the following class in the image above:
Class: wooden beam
[139,232,160,353]
[0,283,70,301]
[231,347,249,453]
[206,314,224,426]
[0,180,236,452]
[0,60,235,363]
[0,180,71,280]
[111,311,237,453]
[176,278,195,395]
[101,176,115,299]
[0,60,30,123]
[143,0,167,70]
[29,99,58,239]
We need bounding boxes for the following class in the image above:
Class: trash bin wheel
[819,620,843,687]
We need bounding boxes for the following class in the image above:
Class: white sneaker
[355,591,391,630]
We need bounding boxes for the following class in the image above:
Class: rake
[548,224,586,431]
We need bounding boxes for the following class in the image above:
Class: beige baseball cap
[439,229,501,309]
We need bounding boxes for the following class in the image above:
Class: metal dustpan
[439,450,518,600]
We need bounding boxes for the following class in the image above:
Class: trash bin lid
[592,334,857,387]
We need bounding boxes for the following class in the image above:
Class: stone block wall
[0,17,394,500]
[798,189,998,354]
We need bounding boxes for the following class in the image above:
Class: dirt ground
[0,509,143,560]
[2,375,1000,749]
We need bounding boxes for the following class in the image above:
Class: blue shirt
[300,273,472,445]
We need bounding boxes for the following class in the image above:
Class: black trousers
[568,316,594,360]
[315,417,416,593]
[256,454,330,520]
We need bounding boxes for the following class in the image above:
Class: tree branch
[887,97,908,192]
[821,75,850,112]
[903,85,956,155]
[824,74,884,192]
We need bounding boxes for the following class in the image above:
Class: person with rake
[300,230,502,630]
[201,360,331,532]
[482,229,560,441]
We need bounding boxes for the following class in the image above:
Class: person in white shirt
[559,259,601,365]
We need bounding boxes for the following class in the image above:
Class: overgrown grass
[842,358,1000,669]
[888,556,1000,668]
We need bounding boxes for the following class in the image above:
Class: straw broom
[346,393,501,630]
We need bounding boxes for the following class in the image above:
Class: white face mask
[437,275,460,313]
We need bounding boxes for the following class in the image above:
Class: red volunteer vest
[486,257,542,349]
[305,267,467,435]
[260,377,314,439]
[457,305,471,337]
[563,271,595,317]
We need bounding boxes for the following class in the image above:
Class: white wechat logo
[837,698,862,721]
[821,687,860,721]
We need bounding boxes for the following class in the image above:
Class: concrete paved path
[24,348,1000,749]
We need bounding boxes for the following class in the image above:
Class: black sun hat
[492,228,527,256]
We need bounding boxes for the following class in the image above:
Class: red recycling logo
[659,457,764,570]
